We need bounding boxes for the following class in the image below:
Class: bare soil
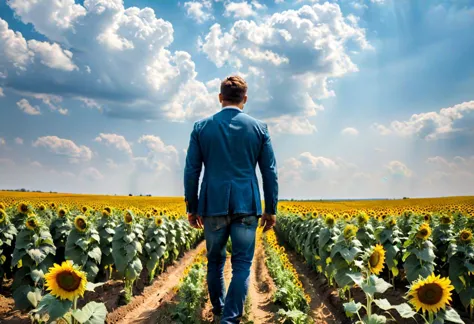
[106,240,206,324]
[283,249,350,324]
[0,283,28,324]
[248,236,279,324]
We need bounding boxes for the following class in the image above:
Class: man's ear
[218,93,223,103]
[243,95,248,104]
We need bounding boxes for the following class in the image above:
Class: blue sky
[0,0,473,199]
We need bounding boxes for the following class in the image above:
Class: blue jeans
[203,215,259,324]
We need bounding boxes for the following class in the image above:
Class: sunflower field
[1,192,474,324]
[276,199,474,323]
[0,193,202,323]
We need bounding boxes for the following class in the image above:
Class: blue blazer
[184,107,278,217]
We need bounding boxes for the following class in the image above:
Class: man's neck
[222,102,243,110]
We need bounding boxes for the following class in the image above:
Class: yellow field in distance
[1,191,473,216]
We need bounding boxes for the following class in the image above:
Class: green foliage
[65,219,102,282]
[171,260,207,324]
[11,224,56,310]
[112,211,144,303]
[143,217,168,283]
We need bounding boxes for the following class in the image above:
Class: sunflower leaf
[86,282,105,292]
[343,301,362,314]
[393,303,417,319]
[72,301,107,324]
[34,293,72,322]
[26,288,43,308]
[373,298,392,310]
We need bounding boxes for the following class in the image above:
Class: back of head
[220,76,248,106]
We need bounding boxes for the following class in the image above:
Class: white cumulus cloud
[224,1,257,19]
[386,160,413,178]
[15,137,24,145]
[94,133,132,156]
[341,127,359,136]
[17,99,41,115]
[373,101,474,140]
[33,136,92,163]
[200,2,371,133]
[184,1,213,23]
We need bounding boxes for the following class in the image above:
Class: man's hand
[188,213,204,229]
[260,213,276,232]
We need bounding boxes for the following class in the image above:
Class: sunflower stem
[428,311,434,323]
[72,297,78,324]
[470,301,473,320]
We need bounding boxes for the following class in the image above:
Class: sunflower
[74,216,87,232]
[0,202,5,210]
[0,209,7,224]
[104,206,112,214]
[423,213,431,223]
[17,202,29,214]
[386,217,397,228]
[155,216,164,227]
[44,260,87,301]
[343,224,358,240]
[408,273,454,313]
[58,208,67,218]
[417,223,432,240]
[39,204,46,211]
[368,244,385,275]
[124,211,133,224]
[325,214,335,227]
[81,206,88,213]
[460,229,473,243]
[439,215,452,225]
[102,210,110,217]
[25,217,39,231]
[357,212,369,226]
[51,202,56,209]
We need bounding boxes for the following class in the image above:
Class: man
[184,75,278,324]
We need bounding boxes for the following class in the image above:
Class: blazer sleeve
[257,123,278,214]
[184,122,203,214]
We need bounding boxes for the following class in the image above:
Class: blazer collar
[222,106,243,112]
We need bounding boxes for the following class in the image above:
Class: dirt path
[107,240,206,324]
[284,249,350,324]
[247,234,279,324]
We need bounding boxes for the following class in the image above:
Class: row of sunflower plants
[261,228,312,324]
[170,249,208,324]
[0,202,203,310]
[276,211,466,323]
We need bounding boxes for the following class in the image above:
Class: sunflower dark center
[417,283,443,305]
[21,205,28,213]
[76,219,86,229]
[369,251,380,268]
[57,270,82,292]
[125,214,133,223]
[27,219,36,227]
[461,232,471,241]
[420,229,428,236]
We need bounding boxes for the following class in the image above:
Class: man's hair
[220,76,248,104]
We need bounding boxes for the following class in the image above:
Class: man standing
[184,76,278,323]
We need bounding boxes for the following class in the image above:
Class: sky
[0,0,473,199]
